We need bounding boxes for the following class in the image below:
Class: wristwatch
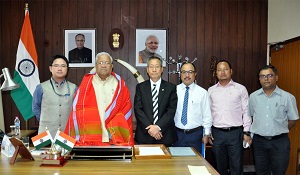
[243,131,251,136]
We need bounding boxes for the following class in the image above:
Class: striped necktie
[152,84,158,124]
[181,86,189,125]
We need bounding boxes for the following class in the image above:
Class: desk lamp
[0,68,20,131]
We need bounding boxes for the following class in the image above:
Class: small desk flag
[31,130,52,150]
[53,131,76,151]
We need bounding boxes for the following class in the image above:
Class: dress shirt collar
[216,79,234,88]
[150,78,162,87]
[51,77,66,87]
[179,82,195,90]
[257,85,281,96]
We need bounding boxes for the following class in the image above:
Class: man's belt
[212,125,243,132]
[255,133,287,140]
[176,126,203,134]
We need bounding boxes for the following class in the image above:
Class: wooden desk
[0,152,219,175]
[8,130,37,138]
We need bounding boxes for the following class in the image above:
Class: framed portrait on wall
[64,29,96,67]
[136,29,167,67]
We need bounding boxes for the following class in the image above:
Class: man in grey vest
[32,55,77,138]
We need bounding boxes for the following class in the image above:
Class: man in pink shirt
[208,60,252,175]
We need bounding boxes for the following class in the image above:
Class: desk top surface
[0,151,219,175]
[7,130,37,138]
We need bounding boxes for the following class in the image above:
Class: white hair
[145,35,159,44]
[95,52,113,63]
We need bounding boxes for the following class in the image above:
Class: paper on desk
[169,147,196,156]
[139,147,165,155]
[188,165,211,175]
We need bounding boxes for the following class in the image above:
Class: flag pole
[25,2,29,130]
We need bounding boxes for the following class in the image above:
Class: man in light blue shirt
[249,65,299,175]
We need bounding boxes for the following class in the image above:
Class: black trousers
[212,126,243,175]
[252,133,290,175]
[173,128,203,154]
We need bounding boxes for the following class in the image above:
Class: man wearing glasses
[138,35,162,63]
[173,62,212,154]
[68,33,92,63]
[65,52,134,146]
[32,55,77,138]
[249,65,299,175]
[134,56,178,146]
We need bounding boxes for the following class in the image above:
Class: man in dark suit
[68,33,92,63]
[134,56,178,147]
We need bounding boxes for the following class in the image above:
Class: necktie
[181,87,189,125]
[152,84,158,124]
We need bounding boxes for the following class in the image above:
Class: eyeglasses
[96,61,112,65]
[76,40,85,42]
[52,64,68,68]
[181,70,196,75]
[259,74,275,79]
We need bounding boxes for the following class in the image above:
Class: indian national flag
[54,131,76,151]
[31,130,53,150]
[11,6,40,121]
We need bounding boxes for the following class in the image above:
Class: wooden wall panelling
[220,0,230,63]
[186,0,196,64]
[176,0,186,83]
[271,40,300,175]
[203,0,214,89]
[0,1,17,128]
[212,1,221,62]
[168,0,178,84]
[228,1,238,75]
[195,1,205,87]
[244,0,255,94]
[236,0,246,86]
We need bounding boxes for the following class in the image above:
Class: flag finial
[25,3,29,11]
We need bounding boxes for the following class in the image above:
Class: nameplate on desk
[168,147,197,156]
[70,146,132,160]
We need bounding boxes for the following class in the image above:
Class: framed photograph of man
[136,29,167,67]
[64,29,96,67]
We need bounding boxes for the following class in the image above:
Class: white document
[188,165,211,175]
[139,147,165,155]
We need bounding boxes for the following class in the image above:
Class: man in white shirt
[173,62,212,154]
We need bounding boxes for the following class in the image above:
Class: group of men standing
[33,52,298,175]
[134,56,298,175]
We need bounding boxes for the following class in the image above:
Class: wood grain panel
[236,0,246,84]
[271,39,300,175]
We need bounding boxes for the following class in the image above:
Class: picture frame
[136,29,167,67]
[64,29,96,67]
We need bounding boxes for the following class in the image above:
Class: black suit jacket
[68,47,92,63]
[134,79,178,146]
